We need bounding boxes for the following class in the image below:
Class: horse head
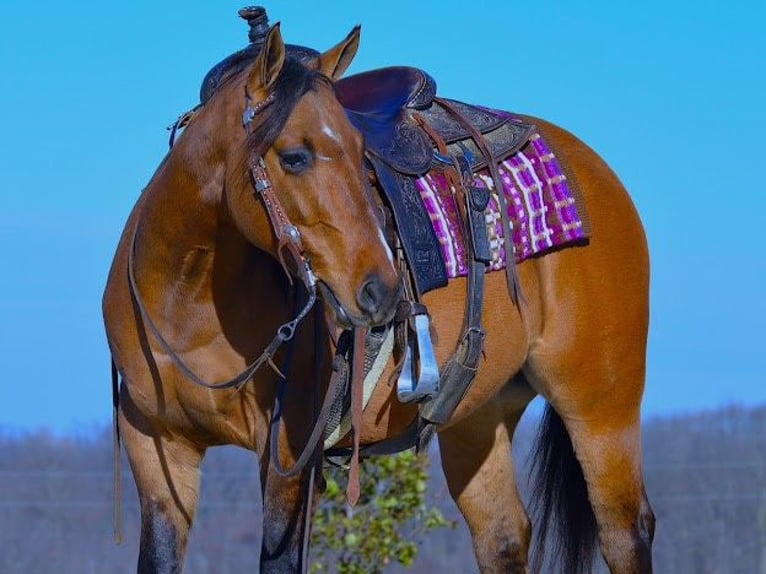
[212,24,401,328]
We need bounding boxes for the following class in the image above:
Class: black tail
[529,403,598,574]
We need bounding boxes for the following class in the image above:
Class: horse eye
[278,148,312,174]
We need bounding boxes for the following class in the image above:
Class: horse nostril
[357,275,387,318]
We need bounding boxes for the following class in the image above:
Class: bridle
[122,85,368,573]
[242,93,319,297]
[130,80,360,477]
[127,89,320,391]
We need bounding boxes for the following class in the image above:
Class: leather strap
[435,97,523,304]
[414,103,491,452]
[247,155,317,290]
[128,226,313,390]
[419,263,485,415]
[167,105,202,148]
[324,415,421,459]
[454,150,492,263]
[414,113,471,252]
[346,327,367,505]
[269,329,352,478]
[112,358,122,545]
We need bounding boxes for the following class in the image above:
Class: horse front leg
[259,437,322,574]
[258,370,324,572]
[119,393,205,574]
[257,313,335,573]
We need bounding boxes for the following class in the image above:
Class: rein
[127,227,316,389]
[126,92,318,391]
[128,86,351,486]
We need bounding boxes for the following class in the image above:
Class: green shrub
[311,450,453,573]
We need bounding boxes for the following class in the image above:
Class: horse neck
[135,135,222,282]
[133,117,280,321]
[132,99,300,365]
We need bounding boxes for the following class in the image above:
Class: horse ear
[250,23,286,92]
[317,26,361,80]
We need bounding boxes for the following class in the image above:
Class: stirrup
[397,314,440,403]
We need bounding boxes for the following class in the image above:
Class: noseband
[126,90,319,390]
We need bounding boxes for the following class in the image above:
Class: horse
[103,23,655,574]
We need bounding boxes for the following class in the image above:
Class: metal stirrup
[396,314,440,403]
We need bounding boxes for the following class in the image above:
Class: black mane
[245,58,331,158]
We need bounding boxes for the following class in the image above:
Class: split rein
[129,92,317,392]
[127,91,331,476]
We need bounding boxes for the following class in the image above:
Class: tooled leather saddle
[335,66,533,294]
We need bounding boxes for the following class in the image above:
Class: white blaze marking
[377,228,395,264]
[321,122,341,143]
[316,122,342,162]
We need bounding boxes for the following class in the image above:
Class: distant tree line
[0,403,763,573]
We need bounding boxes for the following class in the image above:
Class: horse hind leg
[438,385,535,574]
[526,364,655,574]
[119,395,205,574]
[557,406,654,574]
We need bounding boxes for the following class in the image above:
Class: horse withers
[103,19,654,574]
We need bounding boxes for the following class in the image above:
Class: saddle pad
[416,132,589,277]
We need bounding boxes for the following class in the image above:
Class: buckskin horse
[103,10,654,574]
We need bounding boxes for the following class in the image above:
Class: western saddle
[193,7,535,455]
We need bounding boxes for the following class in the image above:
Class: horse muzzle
[356,273,403,325]
[318,275,402,328]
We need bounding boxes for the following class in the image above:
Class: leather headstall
[242,92,318,307]
[125,90,319,392]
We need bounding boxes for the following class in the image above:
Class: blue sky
[0,1,764,432]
